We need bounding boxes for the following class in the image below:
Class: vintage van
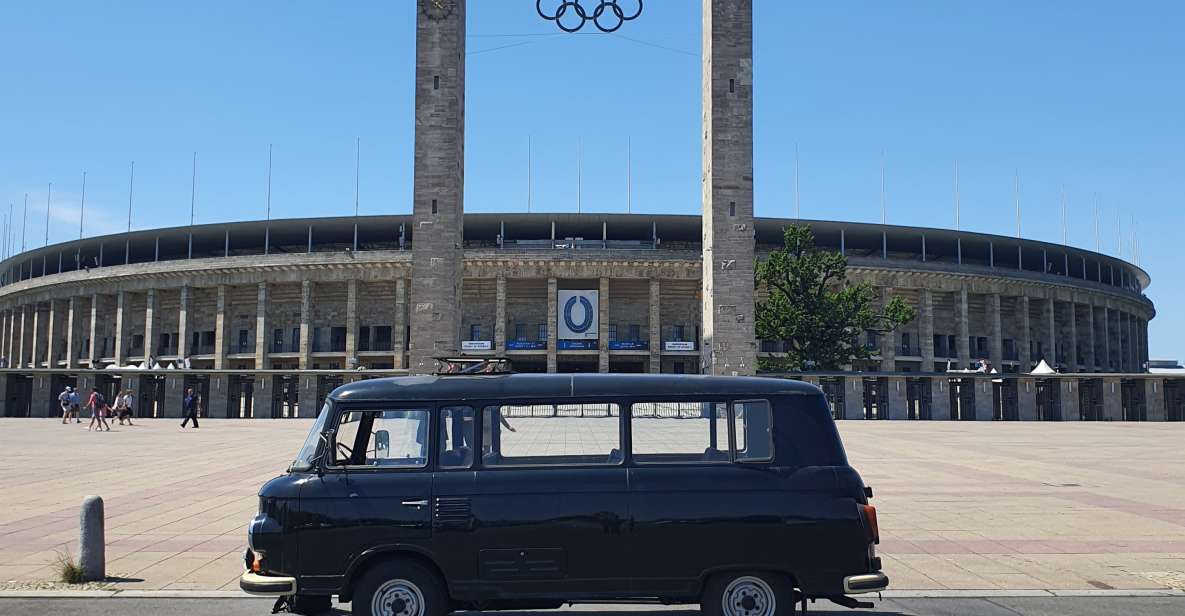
[241,374,886,616]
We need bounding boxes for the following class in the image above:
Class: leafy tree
[755,225,916,372]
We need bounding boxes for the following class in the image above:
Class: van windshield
[289,403,331,472]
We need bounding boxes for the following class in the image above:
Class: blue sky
[1,1,1182,356]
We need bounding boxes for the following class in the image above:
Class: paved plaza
[0,418,1182,593]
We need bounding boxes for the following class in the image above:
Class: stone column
[7,308,16,365]
[879,287,896,372]
[887,376,907,419]
[1066,303,1078,371]
[299,280,313,370]
[252,375,274,420]
[1117,312,1127,372]
[973,377,993,421]
[408,0,466,375]
[0,310,7,365]
[956,288,970,369]
[1017,377,1037,420]
[701,0,756,376]
[930,376,951,420]
[598,277,609,373]
[988,293,1003,370]
[208,373,229,419]
[1061,378,1080,421]
[213,285,228,370]
[1084,303,1096,370]
[345,279,358,368]
[494,276,506,354]
[31,374,53,418]
[164,374,185,419]
[1146,378,1165,421]
[177,287,190,360]
[254,283,268,369]
[843,376,864,420]
[18,305,27,367]
[1101,306,1111,371]
[87,295,100,365]
[143,289,157,366]
[30,303,41,368]
[649,279,661,374]
[45,299,58,368]
[1044,298,1056,367]
[114,291,128,366]
[1019,296,1031,371]
[919,289,934,371]
[65,298,76,369]
[547,277,557,373]
[1102,377,1121,420]
[393,278,407,370]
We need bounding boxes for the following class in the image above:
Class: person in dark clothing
[180,388,200,429]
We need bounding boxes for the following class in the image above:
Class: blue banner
[608,341,649,350]
[557,340,598,350]
[507,340,547,350]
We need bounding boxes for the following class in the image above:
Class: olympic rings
[537,0,643,33]
[563,296,595,333]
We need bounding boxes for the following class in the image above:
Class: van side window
[331,409,429,468]
[631,402,730,463]
[440,406,474,469]
[733,399,774,463]
[481,403,622,466]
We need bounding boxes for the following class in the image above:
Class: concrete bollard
[78,495,105,582]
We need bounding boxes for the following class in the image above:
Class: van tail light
[861,504,880,544]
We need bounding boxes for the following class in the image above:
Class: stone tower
[409,0,466,374]
[701,0,756,375]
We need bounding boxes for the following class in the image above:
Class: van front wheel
[702,571,797,616]
[352,560,446,616]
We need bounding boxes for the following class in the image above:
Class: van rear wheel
[352,560,446,616]
[702,571,797,616]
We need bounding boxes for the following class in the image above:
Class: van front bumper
[843,572,889,594]
[240,571,297,596]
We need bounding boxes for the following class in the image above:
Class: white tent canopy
[1030,359,1057,375]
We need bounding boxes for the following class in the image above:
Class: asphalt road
[1,598,1185,616]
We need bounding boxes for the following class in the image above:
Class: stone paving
[0,418,1182,592]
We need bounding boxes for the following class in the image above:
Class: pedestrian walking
[180,387,199,429]
[115,389,135,426]
[58,386,73,424]
[69,388,81,423]
[86,387,110,432]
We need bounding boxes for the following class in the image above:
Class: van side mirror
[375,429,390,458]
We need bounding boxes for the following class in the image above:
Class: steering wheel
[335,441,354,463]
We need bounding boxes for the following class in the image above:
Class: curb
[0,588,1182,600]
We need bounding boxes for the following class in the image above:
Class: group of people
[58,386,137,431]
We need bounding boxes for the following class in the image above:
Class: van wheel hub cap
[723,576,775,616]
[372,579,424,616]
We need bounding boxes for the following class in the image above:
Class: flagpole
[1060,187,1067,245]
[626,137,632,214]
[189,152,196,259]
[21,193,28,252]
[126,162,134,232]
[265,144,272,255]
[1014,170,1020,238]
[45,182,52,246]
[954,161,960,231]
[880,149,886,225]
[79,172,87,239]
[353,137,360,251]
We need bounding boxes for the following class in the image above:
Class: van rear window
[631,402,731,463]
[482,403,622,466]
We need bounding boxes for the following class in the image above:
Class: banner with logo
[557,290,599,340]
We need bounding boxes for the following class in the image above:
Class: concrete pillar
[1017,377,1037,420]
[887,376,907,419]
[65,298,76,369]
[30,303,41,368]
[919,289,934,371]
[408,0,466,375]
[299,280,313,370]
[1146,378,1165,421]
[1084,303,1096,370]
[956,288,970,369]
[45,299,58,368]
[843,376,864,420]
[1101,307,1111,371]
[701,0,756,376]
[18,305,27,367]
[0,309,7,365]
[31,373,53,418]
[1019,296,1031,371]
[113,291,127,366]
[649,279,661,373]
[254,283,268,369]
[1061,378,1080,421]
[208,373,229,419]
[78,496,105,582]
[345,279,358,368]
[1044,298,1056,367]
[1117,312,1127,372]
[7,308,16,365]
[494,276,506,354]
[143,290,157,365]
[547,277,557,373]
[598,277,609,373]
[213,285,227,370]
[988,293,1003,370]
[177,287,190,360]
[1101,377,1121,420]
[879,287,896,372]
[164,373,185,419]
[930,376,951,420]
[299,374,318,418]
[1066,303,1078,371]
[973,377,993,421]
[393,278,407,370]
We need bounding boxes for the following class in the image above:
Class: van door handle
[402,499,429,508]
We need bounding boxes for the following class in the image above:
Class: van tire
[352,560,446,616]
[701,571,797,616]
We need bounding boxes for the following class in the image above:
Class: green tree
[755,225,916,372]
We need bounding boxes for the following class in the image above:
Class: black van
[241,374,886,616]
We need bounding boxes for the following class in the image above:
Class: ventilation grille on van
[434,497,472,530]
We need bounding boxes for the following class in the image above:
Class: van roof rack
[434,357,514,375]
